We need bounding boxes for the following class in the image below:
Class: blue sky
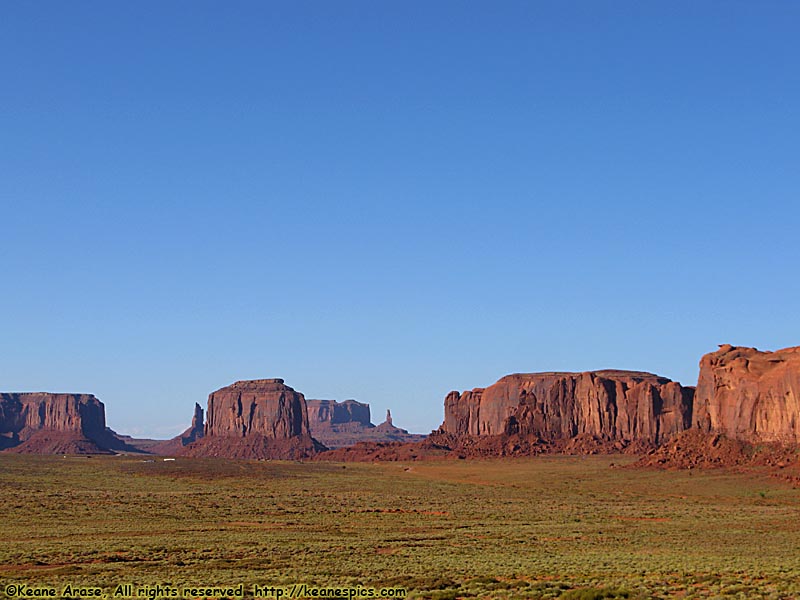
[2,2,798,437]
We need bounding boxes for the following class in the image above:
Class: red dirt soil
[315,431,655,462]
[180,433,325,460]
[4,431,115,455]
[634,429,800,484]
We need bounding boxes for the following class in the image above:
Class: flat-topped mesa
[306,399,425,449]
[307,399,371,427]
[0,392,132,454]
[442,370,694,445]
[0,392,106,435]
[693,344,800,444]
[182,378,324,459]
[230,378,285,386]
[205,379,311,439]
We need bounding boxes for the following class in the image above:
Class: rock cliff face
[204,379,310,438]
[182,379,324,459]
[693,345,800,444]
[0,392,131,454]
[307,399,371,427]
[306,400,425,448]
[187,402,204,441]
[0,392,106,437]
[441,370,694,445]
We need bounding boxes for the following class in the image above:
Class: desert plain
[2,453,799,600]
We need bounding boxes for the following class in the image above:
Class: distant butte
[306,400,425,448]
[4,344,800,461]
[179,379,325,459]
[0,392,139,454]
[319,369,696,461]
[440,370,694,444]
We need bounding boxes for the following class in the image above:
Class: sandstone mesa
[693,344,800,444]
[2,344,799,465]
[179,378,324,459]
[0,392,135,454]
[306,400,425,448]
[442,370,693,444]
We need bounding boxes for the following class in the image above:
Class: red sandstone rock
[5,431,114,455]
[316,440,444,462]
[181,433,321,460]
[0,392,105,438]
[181,379,325,459]
[204,379,310,438]
[693,344,800,444]
[319,370,694,461]
[306,400,425,448]
[315,430,653,462]
[373,409,423,439]
[634,430,800,486]
[0,392,135,454]
[442,370,694,444]
[307,399,371,427]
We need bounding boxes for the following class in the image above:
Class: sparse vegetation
[559,588,632,600]
[1,455,799,599]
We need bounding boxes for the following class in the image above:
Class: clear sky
[2,2,798,438]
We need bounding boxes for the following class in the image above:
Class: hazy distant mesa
[306,399,425,448]
[0,379,424,458]
[1,344,798,462]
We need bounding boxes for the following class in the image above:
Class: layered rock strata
[181,379,324,459]
[0,392,133,454]
[441,370,694,445]
[692,344,800,444]
[306,400,425,448]
[307,399,371,428]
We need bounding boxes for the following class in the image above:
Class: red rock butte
[0,392,133,454]
[306,399,425,448]
[442,370,694,444]
[5,343,800,460]
[693,344,800,444]
[307,399,371,428]
[181,378,325,459]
